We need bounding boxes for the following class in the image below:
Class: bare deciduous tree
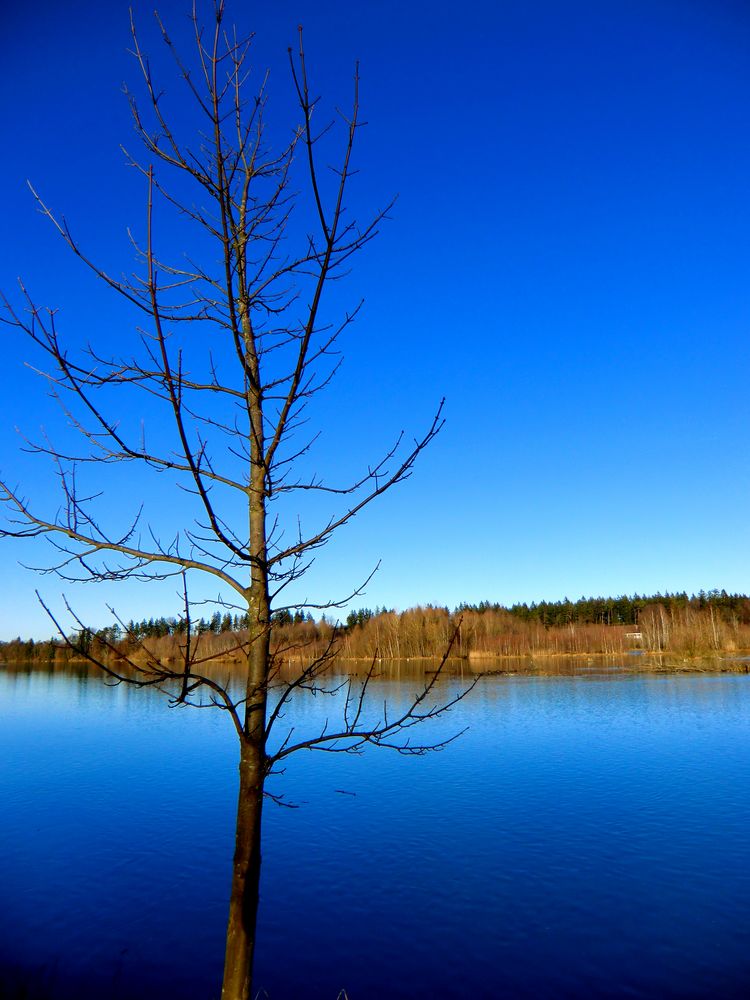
[0,5,474,998]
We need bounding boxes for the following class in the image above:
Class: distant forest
[461,589,750,627]
[2,590,750,664]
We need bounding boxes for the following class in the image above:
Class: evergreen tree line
[457,589,750,629]
[121,608,327,640]
[3,591,750,665]
[74,591,750,643]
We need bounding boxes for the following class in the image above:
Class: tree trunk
[221,738,266,1000]
[220,296,271,998]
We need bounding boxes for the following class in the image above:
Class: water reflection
[2,665,750,998]
[4,649,748,682]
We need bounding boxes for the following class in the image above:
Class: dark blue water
[2,667,750,999]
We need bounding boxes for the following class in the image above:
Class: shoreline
[3,649,750,677]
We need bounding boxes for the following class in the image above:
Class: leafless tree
[0,4,475,998]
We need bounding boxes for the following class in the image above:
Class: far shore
[4,649,750,677]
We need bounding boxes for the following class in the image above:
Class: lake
[1,663,750,998]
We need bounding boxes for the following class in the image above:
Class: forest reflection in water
[4,647,750,685]
[1,662,750,998]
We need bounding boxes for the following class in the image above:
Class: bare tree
[0,4,474,998]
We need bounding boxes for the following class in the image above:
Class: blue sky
[2,0,750,639]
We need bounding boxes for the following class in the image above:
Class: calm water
[1,665,750,999]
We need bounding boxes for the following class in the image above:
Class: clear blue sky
[2,0,750,639]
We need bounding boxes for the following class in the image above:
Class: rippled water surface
[2,666,750,998]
